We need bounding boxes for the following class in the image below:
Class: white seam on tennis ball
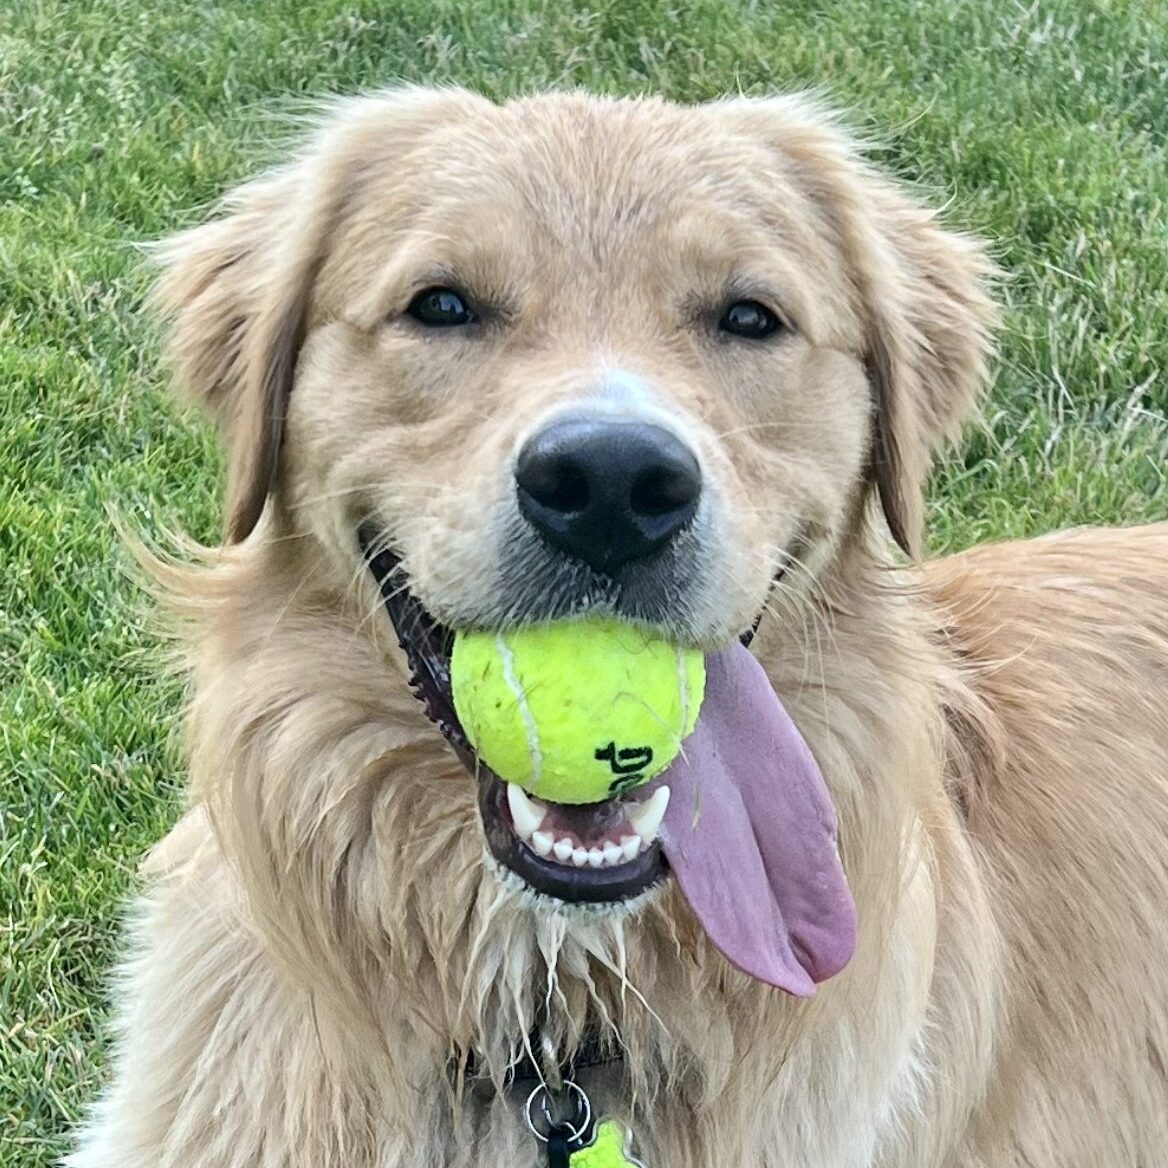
[676,645,690,744]
[496,632,541,786]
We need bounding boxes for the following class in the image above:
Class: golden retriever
[71,87,1168,1167]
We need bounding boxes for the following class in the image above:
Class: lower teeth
[526,832,645,869]
[505,781,667,869]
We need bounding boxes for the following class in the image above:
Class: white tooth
[620,835,642,862]
[553,839,575,863]
[627,786,669,844]
[572,847,589,867]
[507,783,547,840]
[603,841,623,866]
[587,847,605,868]
[531,830,554,857]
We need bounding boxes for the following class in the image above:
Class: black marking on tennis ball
[595,742,654,775]
[596,743,654,795]
[607,773,645,796]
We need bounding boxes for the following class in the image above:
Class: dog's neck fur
[167,522,1000,1163]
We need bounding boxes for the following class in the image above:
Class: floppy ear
[721,96,997,556]
[848,184,998,556]
[154,86,489,544]
[154,164,331,543]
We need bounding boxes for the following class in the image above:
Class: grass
[2,0,1166,1163]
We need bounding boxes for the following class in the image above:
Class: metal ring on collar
[523,1080,592,1144]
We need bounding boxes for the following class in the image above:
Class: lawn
[2,0,1166,1163]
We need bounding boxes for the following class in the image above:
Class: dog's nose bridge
[601,368,655,410]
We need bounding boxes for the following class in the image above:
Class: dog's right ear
[154,168,321,543]
[154,87,490,544]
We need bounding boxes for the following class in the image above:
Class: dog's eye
[406,287,476,327]
[719,300,783,340]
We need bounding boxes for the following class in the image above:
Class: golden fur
[71,88,1168,1167]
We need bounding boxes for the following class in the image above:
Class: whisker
[286,482,390,511]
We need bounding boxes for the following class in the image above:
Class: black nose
[515,417,702,574]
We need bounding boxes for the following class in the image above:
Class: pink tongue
[658,643,857,995]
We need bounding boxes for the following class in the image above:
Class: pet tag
[525,1081,646,1167]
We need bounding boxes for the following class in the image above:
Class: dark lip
[358,524,670,903]
[359,525,467,757]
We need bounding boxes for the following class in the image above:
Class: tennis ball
[450,618,705,805]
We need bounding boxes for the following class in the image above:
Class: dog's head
[156,87,992,1016]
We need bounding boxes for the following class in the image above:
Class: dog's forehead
[488,95,774,213]
[343,95,808,261]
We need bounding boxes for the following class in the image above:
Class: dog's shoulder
[922,519,1168,845]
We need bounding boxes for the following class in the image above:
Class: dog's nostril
[630,463,701,518]
[520,456,591,515]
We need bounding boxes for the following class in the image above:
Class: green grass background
[2,0,1166,1163]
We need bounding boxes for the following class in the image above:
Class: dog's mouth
[359,527,669,903]
[359,525,858,994]
[480,776,670,902]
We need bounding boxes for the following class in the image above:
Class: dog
[71,87,1168,1167]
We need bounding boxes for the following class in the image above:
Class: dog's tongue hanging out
[658,644,857,995]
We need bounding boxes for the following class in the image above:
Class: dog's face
[158,88,991,996]
[288,92,877,650]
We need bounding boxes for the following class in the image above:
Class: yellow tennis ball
[451,618,705,805]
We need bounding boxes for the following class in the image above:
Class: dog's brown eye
[719,300,783,340]
[406,287,476,327]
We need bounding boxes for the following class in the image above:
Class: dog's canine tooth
[553,838,575,863]
[620,834,642,861]
[602,841,623,866]
[531,830,554,857]
[627,785,670,844]
[506,782,547,839]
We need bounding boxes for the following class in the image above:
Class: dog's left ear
[718,96,998,557]
[855,178,998,556]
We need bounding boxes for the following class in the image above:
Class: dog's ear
[854,185,998,556]
[154,87,488,544]
[154,168,322,543]
[718,96,998,557]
